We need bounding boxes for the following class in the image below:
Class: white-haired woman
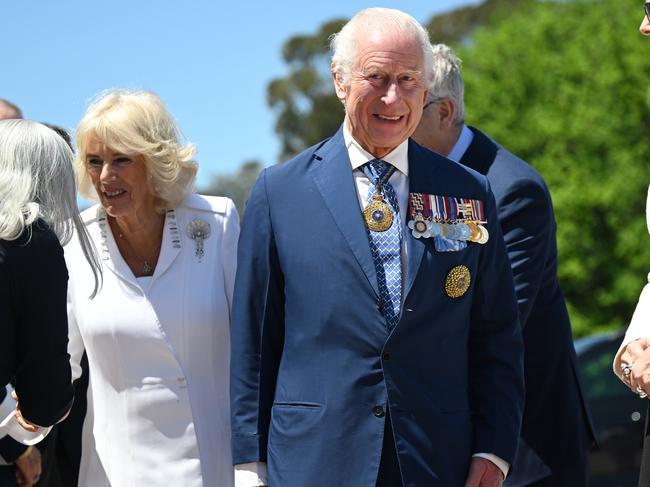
[65,90,238,486]
[0,120,100,487]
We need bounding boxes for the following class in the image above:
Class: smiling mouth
[102,189,127,198]
[375,114,404,122]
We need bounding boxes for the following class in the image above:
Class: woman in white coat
[65,90,238,486]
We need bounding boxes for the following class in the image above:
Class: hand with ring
[620,338,650,399]
[621,362,633,383]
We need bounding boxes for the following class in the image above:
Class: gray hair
[75,89,198,213]
[426,44,465,126]
[0,119,101,296]
[330,7,434,86]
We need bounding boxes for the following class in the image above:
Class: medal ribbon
[409,193,486,223]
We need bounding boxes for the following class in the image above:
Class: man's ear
[332,66,347,102]
[437,98,456,129]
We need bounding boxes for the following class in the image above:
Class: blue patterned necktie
[362,159,402,331]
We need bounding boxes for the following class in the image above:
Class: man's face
[642,2,650,35]
[333,30,428,158]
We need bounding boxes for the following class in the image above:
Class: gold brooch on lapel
[445,265,471,298]
[187,219,211,261]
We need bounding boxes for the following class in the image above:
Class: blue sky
[4,0,477,188]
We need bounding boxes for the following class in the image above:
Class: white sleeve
[613,279,650,380]
[67,289,86,382]
[473,452,509,478]
[234,461,268,486]
[613,187,650,379]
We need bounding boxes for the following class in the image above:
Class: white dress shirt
[235,127,509,485]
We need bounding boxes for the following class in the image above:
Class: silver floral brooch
[187,219,211,261]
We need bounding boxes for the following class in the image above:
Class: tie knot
[367,159,391,182]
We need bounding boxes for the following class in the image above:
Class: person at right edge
[612,6,650,486]
[412,44,596,487]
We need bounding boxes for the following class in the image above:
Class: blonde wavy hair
[75,90,198,211]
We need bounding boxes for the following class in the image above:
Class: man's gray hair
[427,44,465,126]
[330,7,434,85]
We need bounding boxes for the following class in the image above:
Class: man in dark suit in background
[231,8,524,487]
[413,44,596,487]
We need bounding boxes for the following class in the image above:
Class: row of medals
[364,193,488,244]
[412,216,489,244]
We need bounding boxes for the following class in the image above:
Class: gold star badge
[445,265,471,298]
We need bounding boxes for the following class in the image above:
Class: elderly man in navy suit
[231,9,525,487]
[413,44,596,487]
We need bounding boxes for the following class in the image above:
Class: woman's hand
[621,338,650,397]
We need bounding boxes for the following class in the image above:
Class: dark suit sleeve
[496,178,552,326]
[13,226,74,426]
[230,170,285,464]
[468,183,525,463]
[0,435,28,463]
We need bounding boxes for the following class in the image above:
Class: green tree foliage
[267,19,347,161]
[459,0,650,335]
[201,160,263,217]
[425,0,531,45]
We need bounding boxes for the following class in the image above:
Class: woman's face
[641,3,650,35]
[85,135,157,219]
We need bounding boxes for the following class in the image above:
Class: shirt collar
[343,123,409,176]
[447,124,474,163]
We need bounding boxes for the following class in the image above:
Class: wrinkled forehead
[353,30,424,71]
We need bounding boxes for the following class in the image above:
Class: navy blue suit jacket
[231,127,525,487]
[460,127,596,487]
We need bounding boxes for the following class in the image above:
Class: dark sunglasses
[645,2,650,21]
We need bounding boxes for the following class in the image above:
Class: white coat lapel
[93,209,137,286]
[92,208,181,289]
[149,209,182,284]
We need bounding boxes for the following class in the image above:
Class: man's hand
[14,446,41,487]
[464,457,504,487]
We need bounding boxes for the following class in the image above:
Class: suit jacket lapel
[310,127,379,297]
[459,126,498,174]
[403,140,431,300]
